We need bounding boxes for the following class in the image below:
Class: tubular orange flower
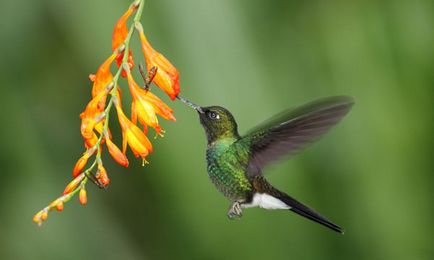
[84,132,99,149]
[80,89,110,141]
[135,22,180,100]
[106,137,129,167]
[90,53,117,97]
[115,102,153,159]
[125,69,176,135]
[141,90,177,122]
[112,2,138,76]
[131,100,158,135]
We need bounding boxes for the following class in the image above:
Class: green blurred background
[0,0,433,259]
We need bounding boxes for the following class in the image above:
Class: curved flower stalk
[33,0,180,226]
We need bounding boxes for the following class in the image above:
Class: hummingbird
[176,95,354,233]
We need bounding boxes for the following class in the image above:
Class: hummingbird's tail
[275,192,344,234]
[251,176,343,233]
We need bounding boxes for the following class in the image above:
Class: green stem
[134,0,146,23]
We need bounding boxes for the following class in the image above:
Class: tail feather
[251,176,343,233]
[276,192,344,234]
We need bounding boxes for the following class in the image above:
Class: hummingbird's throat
[176,95,204,113]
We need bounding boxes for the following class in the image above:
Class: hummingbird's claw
[227,201,243,219]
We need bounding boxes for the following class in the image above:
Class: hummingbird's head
[175,95,239,144]
[198,106,240,144]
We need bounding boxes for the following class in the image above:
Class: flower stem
[34,0,148,226]
[88,0,146,163]
[82,0,147,185]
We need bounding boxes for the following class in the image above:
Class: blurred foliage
[0,0,433,259]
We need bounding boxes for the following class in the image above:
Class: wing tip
[318,95,355,109]
[336,95,355,108]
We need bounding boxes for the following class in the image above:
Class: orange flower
[125,69,176,135]
[84,132,99,149]
[112,3,138,76]
[136,22,180,100]
[80,86,112,146]
[105,137,129,167]
[84,54,116,143]
[90,53,117,97]
[115,103,153,159]
[142,91,177,122]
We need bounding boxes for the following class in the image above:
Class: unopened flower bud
[63,174,85,195]
[56,201,64,212]
[41,210,48,221]
[79,188,87,206]
[97,164,110,187]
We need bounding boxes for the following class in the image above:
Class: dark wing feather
[240,96,354,177]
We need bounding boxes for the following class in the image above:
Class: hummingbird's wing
[239,96,354,177]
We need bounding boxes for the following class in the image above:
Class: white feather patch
[242,193,291,210]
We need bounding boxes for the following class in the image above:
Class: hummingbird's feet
[227,201,243,219]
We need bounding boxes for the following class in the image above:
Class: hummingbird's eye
[207,111,220,120]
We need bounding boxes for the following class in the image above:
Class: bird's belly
[207,162,251,201]
[242,193,290,210]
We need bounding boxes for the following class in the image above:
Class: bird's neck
[207,132,240,148]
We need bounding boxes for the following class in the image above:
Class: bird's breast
[206,142,252,201]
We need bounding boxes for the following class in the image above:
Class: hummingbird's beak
[176,95,204,114]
